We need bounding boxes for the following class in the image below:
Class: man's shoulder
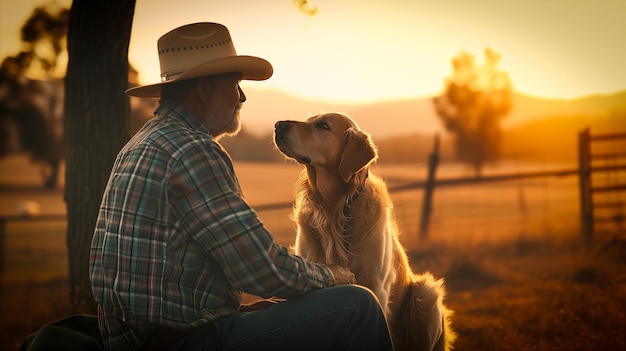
[133,117,216,155]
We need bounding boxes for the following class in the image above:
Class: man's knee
[329,285,384,315]
[337,284,379,301]
[327,285,393,349]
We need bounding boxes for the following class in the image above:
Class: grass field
[1,155,625,350]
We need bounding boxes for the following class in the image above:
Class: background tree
[64,0,136,312]
[0,2,68,188]
[433,48,513,176]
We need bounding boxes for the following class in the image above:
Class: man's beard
[221,112,242,139]
[210,106,242,140]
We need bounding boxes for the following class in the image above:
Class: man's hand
[239,297,286,312]
[326,264,356,285]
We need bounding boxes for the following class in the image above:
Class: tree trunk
[64,0,135,313]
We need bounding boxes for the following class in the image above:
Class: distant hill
[241,88,626,140]
[229,88,626,164]
[501,112,625,163]
[506,91,626,128]
[241,88,441,139]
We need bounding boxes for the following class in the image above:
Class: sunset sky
[1,0,625,103]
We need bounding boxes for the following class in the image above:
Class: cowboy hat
[125,22,273,98]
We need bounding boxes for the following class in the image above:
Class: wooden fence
[578,128,626,242]
[416,128,626,242]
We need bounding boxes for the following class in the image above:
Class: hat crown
[125,22,272,98]
[157,23,237,82]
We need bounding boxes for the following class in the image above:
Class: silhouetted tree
[433,48,513,176]
[64,0,135,312]
[0,2,68,188]
[19,2,68,78]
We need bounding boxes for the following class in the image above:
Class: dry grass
[417,236,626,351]
[1,157,625,350]
[0,279,72,350]
[2,236,625,351]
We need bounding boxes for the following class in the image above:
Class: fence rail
[0,166,585,273]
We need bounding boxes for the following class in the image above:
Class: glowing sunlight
[2,0,625,103]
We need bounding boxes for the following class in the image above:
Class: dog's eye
[316,122,330,131]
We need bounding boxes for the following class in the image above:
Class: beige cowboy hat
[125,22,273,98]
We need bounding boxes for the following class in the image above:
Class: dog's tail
[390,272,456,351]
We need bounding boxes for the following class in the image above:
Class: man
[90,22,393,351]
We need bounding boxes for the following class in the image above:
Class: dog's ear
[338,128,377,182]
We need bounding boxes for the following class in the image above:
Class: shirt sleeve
[168,140,333,298]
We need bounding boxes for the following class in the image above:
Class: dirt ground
[1,235,625,351]
[411,236,626,351]
[1,156,625,350]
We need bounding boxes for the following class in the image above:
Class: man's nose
[238,85,246,103]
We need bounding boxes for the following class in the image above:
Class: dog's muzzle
[274,120,291,136]
[274,121,311,164]
[273,121,290,147]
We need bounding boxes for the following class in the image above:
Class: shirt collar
[154,99,210,135]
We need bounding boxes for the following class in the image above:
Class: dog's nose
[275,121,290,133]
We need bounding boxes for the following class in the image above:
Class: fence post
[0,218,5,272]
[578,128,593,245]
[420,134,440,239]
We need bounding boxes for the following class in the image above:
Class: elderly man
[89,22,393,351]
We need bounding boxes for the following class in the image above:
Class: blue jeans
[169,285,394,351]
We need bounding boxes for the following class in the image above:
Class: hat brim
[125,55,273,98]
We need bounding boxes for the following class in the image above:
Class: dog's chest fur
[293,174,396,302]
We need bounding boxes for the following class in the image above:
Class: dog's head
[274,113,377,182]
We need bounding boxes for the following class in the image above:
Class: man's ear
[338,128,377,182]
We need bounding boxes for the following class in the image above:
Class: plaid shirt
[90,100,333,351]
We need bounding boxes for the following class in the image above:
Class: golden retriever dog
[274,112,455,351]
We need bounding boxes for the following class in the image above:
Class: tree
[433,48,513,176]
[0,2,68,188]
[64,0,136,312]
